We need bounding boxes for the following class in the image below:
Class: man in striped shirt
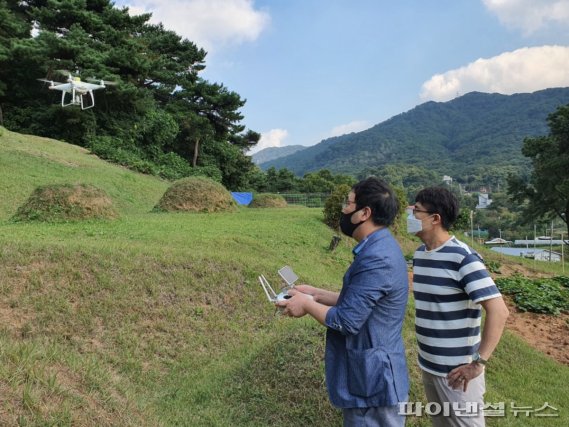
[409,187,509,427]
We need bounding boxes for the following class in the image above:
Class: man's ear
[432,213,442,225]
[361,206,372,221]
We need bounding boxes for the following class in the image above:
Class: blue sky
[115,0,569,153]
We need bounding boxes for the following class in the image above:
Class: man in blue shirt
[278,177,409,427]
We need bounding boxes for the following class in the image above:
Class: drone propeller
[37,78,63,86]
[85,77,118,86]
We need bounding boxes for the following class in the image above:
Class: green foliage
[508,104,569,236]
[485,259,502,274]
[495,275,569,315]
[0,0,259,189]
[451,207,471,232]
[323,184,351,229]
[391,184,408,235]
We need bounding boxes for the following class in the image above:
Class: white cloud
[483,0,569,35]
[420,45,569,102]
[122,0,270,52]
[329,120,370,137]
[248,128,288,154]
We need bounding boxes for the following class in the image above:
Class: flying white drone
[38,74,114,110]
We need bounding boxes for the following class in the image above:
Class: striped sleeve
[459,253,501,303]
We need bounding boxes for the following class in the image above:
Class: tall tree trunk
[192,138,200,167]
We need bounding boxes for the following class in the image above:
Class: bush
[88,136,160,175]
[155,176,236,213]
[88,136,226,182]
[13,184,118,222]
[249,194,287,208]
[323,184,351,229]
[495,275,569,315]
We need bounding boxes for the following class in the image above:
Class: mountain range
[250,144,306,164]
[260,88,569,180]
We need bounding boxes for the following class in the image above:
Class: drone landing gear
[60,89,95,110]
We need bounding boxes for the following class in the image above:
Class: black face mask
[340,208,365,237]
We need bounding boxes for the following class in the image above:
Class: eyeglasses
[412,208,434,215]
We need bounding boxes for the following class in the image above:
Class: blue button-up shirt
[324,227,409,408]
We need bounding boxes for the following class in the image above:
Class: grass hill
[261,88,569,178]
[1,128,568,426]
[0,127,168,221]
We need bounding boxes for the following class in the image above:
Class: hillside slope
[1,129,567,426]
[0,127,168,220]
[261,88,569,177]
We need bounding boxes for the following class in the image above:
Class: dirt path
[495,265,569,366]
[503,298,569,365]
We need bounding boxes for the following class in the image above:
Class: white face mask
[407,214,423,234]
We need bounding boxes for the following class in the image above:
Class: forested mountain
[251,145,306,164]
[261,88,569,185]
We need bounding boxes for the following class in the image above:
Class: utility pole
[550,220,553,262]
[561,232,565,273]
[470,210,474,247]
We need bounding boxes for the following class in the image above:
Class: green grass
[0,127,567,426]
[0,127,168,220]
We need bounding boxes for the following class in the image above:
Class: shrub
[249,194,288,208]
[88,136,160,175]
[486,260,502,274]
[88,136,223,182]
[13,184,118,222]
[323,184,351,229]
[495,275,569,315]
[155,176,236,213]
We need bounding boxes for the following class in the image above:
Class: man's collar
[352,227,385,256]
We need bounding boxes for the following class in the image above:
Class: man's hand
[294,284,319,296]
[277,289,313,317]
[293,284,339,306]
[447,363,484,391]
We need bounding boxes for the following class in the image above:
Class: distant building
[484,238,512,245]
[490,247,562,262]
[514,239,565,246]
[476,193,492,209]
[442,175,453,185]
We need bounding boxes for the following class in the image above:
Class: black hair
[414,186,459,230]
[352,177,398,226]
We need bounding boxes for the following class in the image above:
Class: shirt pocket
[346,347,393,398]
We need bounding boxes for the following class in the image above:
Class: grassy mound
[249,193,288,208]
[155,176,236,213]
[0,127,168,220]
[13,184,118,222]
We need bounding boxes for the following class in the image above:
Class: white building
[476,193,492,209]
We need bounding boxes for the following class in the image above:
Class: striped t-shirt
[413,236,501,376]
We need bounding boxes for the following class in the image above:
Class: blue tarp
[231,192,253,206]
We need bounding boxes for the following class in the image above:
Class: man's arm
[447,296,509,391]
[295,284,339,306]
[477,296,510,359]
